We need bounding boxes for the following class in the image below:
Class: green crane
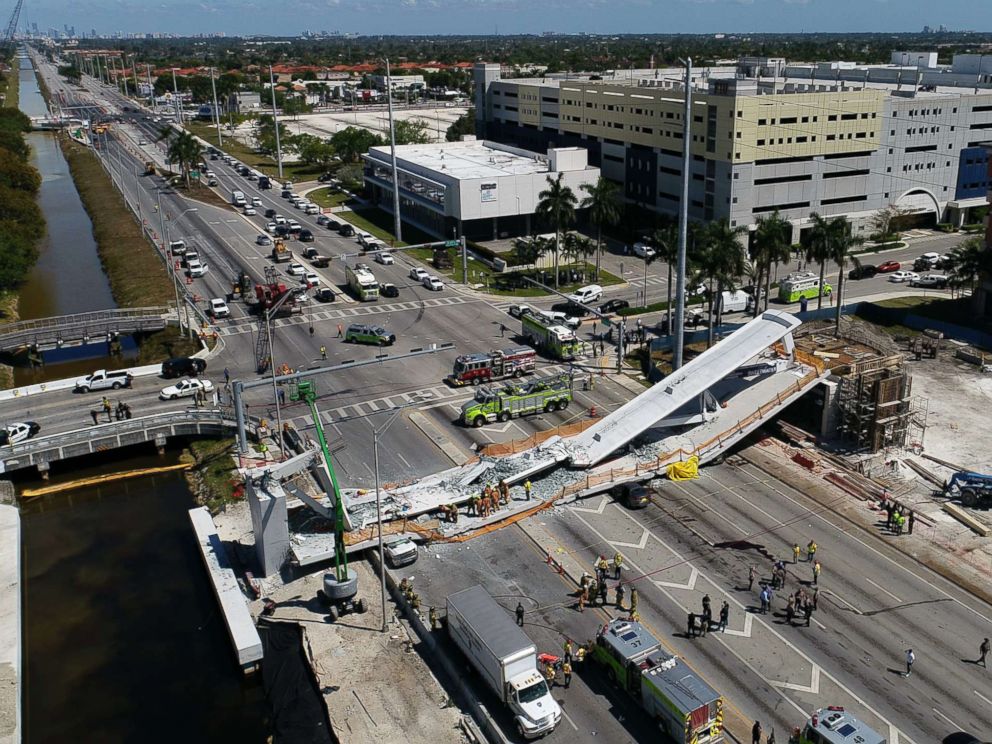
[291,380,362,615]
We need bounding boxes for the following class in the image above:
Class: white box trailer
[446,585,561,739]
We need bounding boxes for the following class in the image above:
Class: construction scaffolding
[836,358,914,452]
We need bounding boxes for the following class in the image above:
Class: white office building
[362,136,600,240]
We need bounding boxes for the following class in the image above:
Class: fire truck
[521,313,580,360]
[448,347,537,386]
[460,374,572,428]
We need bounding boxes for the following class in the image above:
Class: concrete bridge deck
[0,407,250,475]
[0,306,173,353]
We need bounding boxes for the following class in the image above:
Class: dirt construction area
[903,352,992,474]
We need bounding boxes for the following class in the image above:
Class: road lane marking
[975,689,992,706]
[569,504,916,743]
[771,665,820,695]
[396,452,413,470]
[560,709,579,731]
[931,707,962,731]
[612,528,649,551]
[865,577,902,603]
[823,590,863,615]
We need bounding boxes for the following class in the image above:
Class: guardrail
[0,307,174,351]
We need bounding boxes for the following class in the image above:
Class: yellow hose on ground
[20,463,194,498]
[667,455,700,481]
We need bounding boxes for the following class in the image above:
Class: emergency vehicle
[790,707,885,744]
[448,347,537,386]
[460,374,572,428]
[521,313,580,360]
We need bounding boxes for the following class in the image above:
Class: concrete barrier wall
[0,363,163,402]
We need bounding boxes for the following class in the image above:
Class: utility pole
[145,64,153,108]
[269,65,283,179]
[209,67,223,147]
[130,56,139,102]
[673,57,692,371]
[171,68,182,124]
[384,57,403,244]
[461,236,468,286]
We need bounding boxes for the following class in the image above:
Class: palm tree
[157,127,203,188]
[580,177,620,280]
[651,224,678,331]
[697,220,747,347]
[946,236,992,295]
[751,211,792,316]
[536,173,578,288]
[806,212,833,310]
[827,217,864,335]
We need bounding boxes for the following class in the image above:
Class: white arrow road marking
[722,612,754,638]
[653,566,699,591]
[771,665,820,695]
[571,495,611,515]
[612,528,650,550]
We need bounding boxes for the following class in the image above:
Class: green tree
[256,114,291,156]
[697,219,747,347]
[827,217,864,335]
[331,126,385,163]
[293,133,336,168]
[0,186,44,233]
[282,96,312,119]
[0,226,40,290]
[946,236,992,294]
[392,118,432,145]
[0,148,41,192]
[513,235,551,265]
[650,224,679,334]
[58,65,81,84]
[158,128,203,187]
[580,177,620,280]
[445,109,476,142]
[535,173,578,288]
[806,212,833,311]
[337,163,364,192]
[751,211,792,316]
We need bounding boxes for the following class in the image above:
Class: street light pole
[265,309,284,459]
[209,67,224,148]
[369,409,403,632]
[269,65,284,179]
[673,57,692,371]
[383,58,403,244]
[171,68,182,125]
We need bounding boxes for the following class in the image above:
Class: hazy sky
[26,0,992,37]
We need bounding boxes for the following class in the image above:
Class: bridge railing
[0,306,173,337]
[4,407,240,458]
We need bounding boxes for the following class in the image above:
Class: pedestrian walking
[614,552,623,580]
[336,324,343,338]
[224,367,230,384]
[102,396,112,421]
[908,510,915,535]
[803,602,813,627]
[904,648,915,677]
[544,662,556,688]
[687,612,697,638]
[499,323,506,338]
[577,588,587,613]
[752,720,762,744]
[278,387,286,405]
[979,638,990,668]
[792,543,801,564]
[524,479,531,501]
[516,602,525,626]
[806,540,817,562]
[702,594,711,617]
[885,501,895,530]
[599,581,608,606]
[748,565,757,592]
[812,559,821,586]
[719,601,729,632]
[90,409,99,426]
[562,659,572,689]
[811,586,819,611]
[320,345,327,360]
[700,609,709,637]
[563,638,573,663]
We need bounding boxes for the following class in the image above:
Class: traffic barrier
[589,406,597,418]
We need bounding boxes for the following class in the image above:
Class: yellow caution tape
[667,455,700,481]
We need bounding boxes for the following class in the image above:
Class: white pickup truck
[74,369,134,393]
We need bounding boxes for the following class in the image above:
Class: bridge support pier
[154,433,167,457]
[36,461,50,481]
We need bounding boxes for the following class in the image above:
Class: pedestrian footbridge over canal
[0,307,174,354]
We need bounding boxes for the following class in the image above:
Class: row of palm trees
[157,126,204,188]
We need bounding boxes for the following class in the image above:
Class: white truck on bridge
[446,585,562,739]
[74,369,134,393]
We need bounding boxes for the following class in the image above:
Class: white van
[717,290,752,314]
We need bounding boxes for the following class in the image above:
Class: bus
[346,263,379,301]
[778,272,833,303]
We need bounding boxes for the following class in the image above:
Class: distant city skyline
[20,0,992,39]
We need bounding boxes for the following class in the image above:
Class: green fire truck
[591,618,724,744]
[460,374,573,428]
[521,312,580,360]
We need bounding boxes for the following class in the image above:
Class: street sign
[444,240,460,248]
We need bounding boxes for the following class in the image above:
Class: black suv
[600,299,631,314]
[161,357,207,379]
[338,224,355,237]
[264,208,277,219]
[299,229,314,242]
[848,264,878,280]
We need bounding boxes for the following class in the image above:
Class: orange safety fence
[441,498,559,543]
[480,417,600,457]
[343,518,443,546]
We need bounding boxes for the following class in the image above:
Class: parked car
[888,270,919,283]
[287,262,306,276]
[610,481,653,510]
[300,271,321,287]
[338,224,355,237]
[536,309,580,329]
[327,219,342,231]
[566,284,603,305]
[74,369,133,393]
[599,298,630,314]
[380,283,399,298]
[169,240,187,256]
[304,204,320,215]
[316,215,330,226]
[0,421,40,446]
[344,323,395,346]
[161,357,206,379]
[317,172,335,183]
[910,273,949,288]
[374,251,394,265]
[554,301,592,317]
[507,304,533,319]
[187,260,208,278]
[918,251,941,267]
[848,264,878,280]
[876,261,901,273]
[256,234,272,246]
[160,377,215,400]
[422,275,444,291]
[209,298,230,318]
[314,287,336,303]
[410,267,429,282]
[383,536,418,567]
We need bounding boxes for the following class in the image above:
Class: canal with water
[15,54,267,742]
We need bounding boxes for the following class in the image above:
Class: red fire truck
[448,347,537,386]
